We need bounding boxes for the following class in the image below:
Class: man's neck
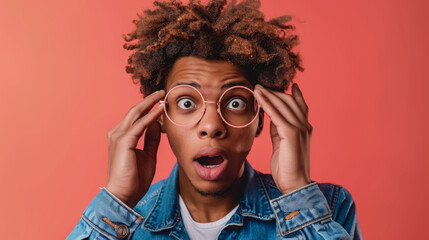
[178,168,247,223]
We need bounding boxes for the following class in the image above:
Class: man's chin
[191,182,236,197]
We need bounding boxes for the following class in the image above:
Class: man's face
[160,56,261,196]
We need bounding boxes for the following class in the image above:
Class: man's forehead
[165,56,250,89]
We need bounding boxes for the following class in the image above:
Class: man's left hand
[254,83,313,195]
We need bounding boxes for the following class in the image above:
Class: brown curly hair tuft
[123,0,304,96]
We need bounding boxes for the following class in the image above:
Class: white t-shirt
[178,194,239,240]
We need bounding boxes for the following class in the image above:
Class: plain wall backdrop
[1,0,428,239]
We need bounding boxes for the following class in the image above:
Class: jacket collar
[142,161,275,231]
[239,161,277,220]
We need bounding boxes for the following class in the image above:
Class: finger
[143,120,162,161]
[292,83,309,118]
[255,85,305,129]
[271,86,312,131]
[119,90,165,131]
[291,83,312,132]
[270,90,307,124]
[126,104,165,145]
[254,87,294,132]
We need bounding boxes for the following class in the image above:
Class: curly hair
[123,0,304,96]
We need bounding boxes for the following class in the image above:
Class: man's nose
[197,104,226,139]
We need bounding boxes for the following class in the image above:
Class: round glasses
[159,85,261,128]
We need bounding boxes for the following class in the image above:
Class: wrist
[105,185,139,208]
[279,179,312,195]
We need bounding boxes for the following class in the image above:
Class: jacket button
[115,224,130,239]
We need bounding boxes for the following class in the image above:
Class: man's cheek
[166,131,190,159]
[229,131,256,154]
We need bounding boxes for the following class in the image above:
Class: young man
[68,0,362,239]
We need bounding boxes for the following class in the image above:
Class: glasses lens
[219,87,258,127]
[165,85,204,126]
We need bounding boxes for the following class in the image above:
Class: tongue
[198,156,224,166]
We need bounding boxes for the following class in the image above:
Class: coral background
[1,0,428,239]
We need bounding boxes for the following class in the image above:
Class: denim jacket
[67,161,363,239]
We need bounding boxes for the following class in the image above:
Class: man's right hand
[105,90,165,208]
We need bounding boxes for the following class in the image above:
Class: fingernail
[255,88,264,96]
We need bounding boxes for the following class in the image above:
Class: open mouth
[196,155,225,168]
[193,148,228,181]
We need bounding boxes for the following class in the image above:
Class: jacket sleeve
[269,182,363,240]
[67,188,145,240]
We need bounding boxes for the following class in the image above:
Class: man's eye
[177,98,196,109]
[226,98,246,110]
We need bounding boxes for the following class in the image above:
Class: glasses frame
[159,85,261,128]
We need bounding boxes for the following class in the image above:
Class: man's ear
[157,114,166,133]
[255,109,264,137]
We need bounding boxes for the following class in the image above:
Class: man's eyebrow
[221,81,248,90]
[173,82,201,88]
[172,81,248,89]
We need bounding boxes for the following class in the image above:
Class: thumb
[143,120,162,160]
